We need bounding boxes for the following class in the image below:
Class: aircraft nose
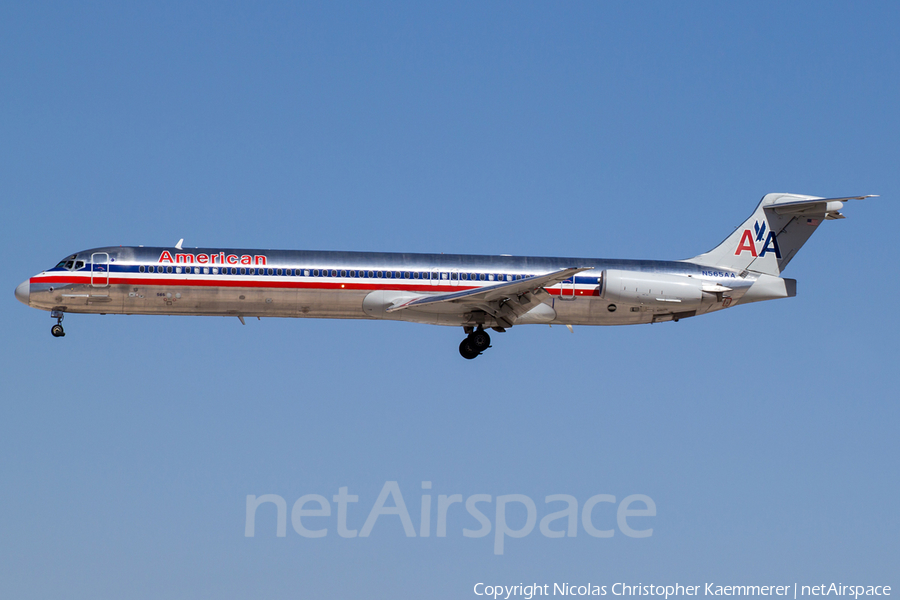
[15,280,30,305]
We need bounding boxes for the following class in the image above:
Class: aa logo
[735,221,781,258]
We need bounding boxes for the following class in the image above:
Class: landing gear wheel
[50,310,65,337]
[469,329,491,351]
[459,338,480,360]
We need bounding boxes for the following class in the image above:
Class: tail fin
[685,193,875,276]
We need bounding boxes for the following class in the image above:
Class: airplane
[15,193,873,359]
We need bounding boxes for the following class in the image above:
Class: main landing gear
[459,328,491,360]
[50,310,65,337]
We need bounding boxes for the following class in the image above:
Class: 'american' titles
[158,251,267,266]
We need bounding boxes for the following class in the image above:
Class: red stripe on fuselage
[31,275,600,296]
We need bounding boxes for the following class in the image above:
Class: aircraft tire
[459,339,480,360]
[469,330,491,350]
[51,324,65,337]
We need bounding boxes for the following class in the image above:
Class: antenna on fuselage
[175,239,184,249]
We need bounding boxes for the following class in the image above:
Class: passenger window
[479,273,486,281]
[341,270,347,277]
[212,267,218,274]
[176,267,182,274]
[139,266,145,273]
[166,266,173,273]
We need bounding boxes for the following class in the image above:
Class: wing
[385,267,593,328]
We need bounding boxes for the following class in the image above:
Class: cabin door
[91,252,110,287]
[559,274,575,300]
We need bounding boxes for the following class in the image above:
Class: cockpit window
[54,256,85,270]
[55,256,75,269]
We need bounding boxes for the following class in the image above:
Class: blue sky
[2,3,898,598]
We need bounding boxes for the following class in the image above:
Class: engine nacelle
[600,269,704,310]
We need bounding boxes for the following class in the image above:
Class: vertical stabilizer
[685,193,873,276]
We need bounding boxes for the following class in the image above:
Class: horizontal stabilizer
[769,195,877,219]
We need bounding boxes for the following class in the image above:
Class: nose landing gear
[50,310,65,337]
[458,328,491,360]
